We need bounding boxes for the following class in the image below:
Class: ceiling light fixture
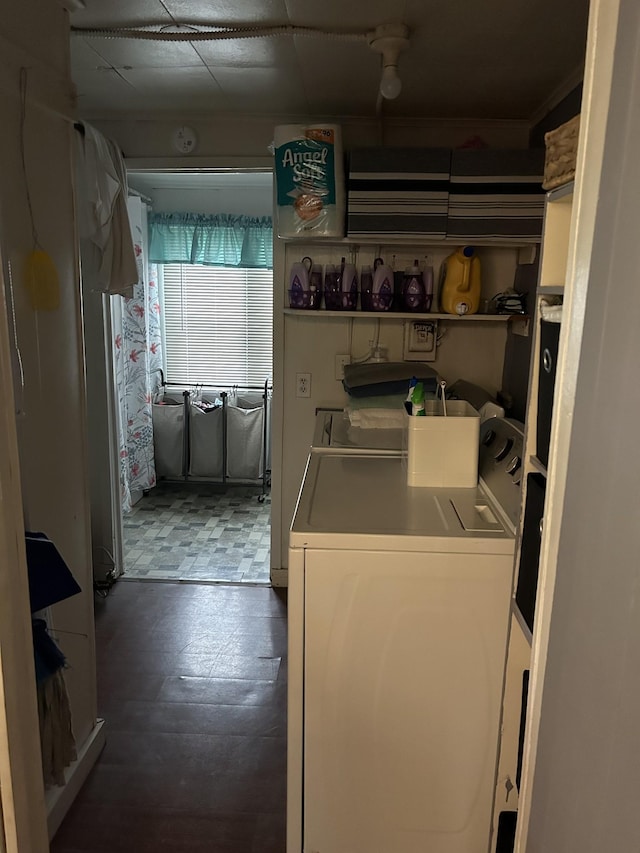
[70,19,411,103]
[368,23,410,100]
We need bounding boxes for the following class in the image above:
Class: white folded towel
[348,407,405,429]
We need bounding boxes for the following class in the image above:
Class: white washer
[288,419,523,853]
[312,403,504,456]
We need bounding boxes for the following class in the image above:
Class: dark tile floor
[51,580,287,853]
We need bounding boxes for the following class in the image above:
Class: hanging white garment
[76,123,138,297]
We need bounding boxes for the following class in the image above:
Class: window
[160,264,273,387]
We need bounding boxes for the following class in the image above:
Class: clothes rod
[128,187,153,206]
[171,382,272,391]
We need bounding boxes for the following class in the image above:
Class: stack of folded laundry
[343,363,439,429]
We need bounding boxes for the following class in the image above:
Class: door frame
[0,252,49,852]
[119,159,281,580]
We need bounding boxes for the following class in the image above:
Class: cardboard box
[404,401,480,487]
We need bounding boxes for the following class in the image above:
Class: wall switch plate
[403,320,438,361]
[335,354,350,381]
[296,372,311,398]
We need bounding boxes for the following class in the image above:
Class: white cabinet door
[303,548,512,853]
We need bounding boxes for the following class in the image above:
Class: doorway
[116,169,274,585]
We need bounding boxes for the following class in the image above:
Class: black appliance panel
[496,811,517,852]
[536,319,561,467]
[516,473,546,632]
[516,670,530,792]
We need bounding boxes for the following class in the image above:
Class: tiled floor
[122,483,271,583]
[51,580,287,853]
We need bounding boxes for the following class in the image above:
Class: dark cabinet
[536,320,561,467]
[516,473,546,632]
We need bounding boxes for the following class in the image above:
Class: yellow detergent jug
[440,246,482,315]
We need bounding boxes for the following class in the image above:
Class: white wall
[91,115,530,160]
[0,1,97,838]
[0,254,49,852]
[131,182,273,217]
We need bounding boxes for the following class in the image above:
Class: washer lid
[291,453,513,553]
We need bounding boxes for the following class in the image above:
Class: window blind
[161,264,273,387]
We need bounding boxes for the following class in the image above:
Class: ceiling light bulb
[380,65,402,100]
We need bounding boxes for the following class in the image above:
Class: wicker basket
[543,114,580,190]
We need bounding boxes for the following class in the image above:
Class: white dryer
[288,418,523,853]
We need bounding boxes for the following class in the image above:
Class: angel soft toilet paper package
[274,124,345,238]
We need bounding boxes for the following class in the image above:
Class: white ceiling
[69,0,590,121]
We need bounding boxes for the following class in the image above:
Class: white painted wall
[0,256,49,853]
[0,1,97,840]
[91,115,530,160]
[133,183,273,217]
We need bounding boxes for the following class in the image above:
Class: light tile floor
[122,483,271,583]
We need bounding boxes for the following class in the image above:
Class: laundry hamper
[227,401,264,481]
[152,396,185,478]
[189,402,224,478]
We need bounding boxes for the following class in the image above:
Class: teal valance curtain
[148,213,273,269]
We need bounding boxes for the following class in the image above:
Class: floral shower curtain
[111,196,163,513]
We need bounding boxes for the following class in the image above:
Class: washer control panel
[479,418,524,530]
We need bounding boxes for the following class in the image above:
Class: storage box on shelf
[345,147,546,242]
[347,147,451,239]
[538,181,574,288]
[524,183,572,471]
[448,148,546,242]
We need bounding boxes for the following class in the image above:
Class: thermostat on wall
[173,126,198,154]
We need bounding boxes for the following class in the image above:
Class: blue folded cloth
[25,532,81,612]
[343,361,438,398]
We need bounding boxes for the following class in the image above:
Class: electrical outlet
[403,320,438,361]
[335,354,350,381]
[296,372,311,398]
